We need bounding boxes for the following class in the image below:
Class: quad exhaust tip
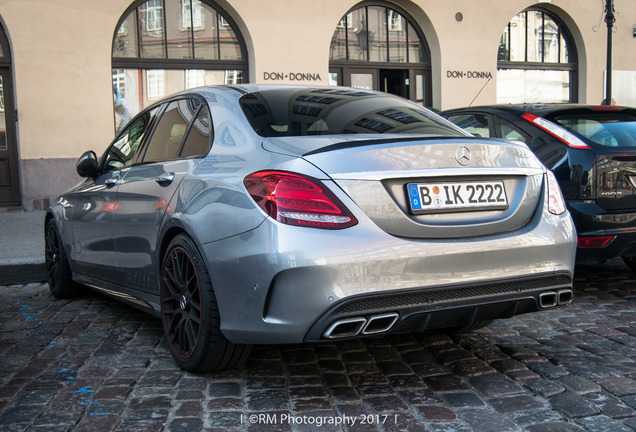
[323,313,399,339]
[362,313,399,335]
[557,289,573,305]
[323,288,574,338]
[539,289,574,308]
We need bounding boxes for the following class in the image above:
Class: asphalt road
[1,262,636,432]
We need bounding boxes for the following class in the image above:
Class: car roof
[225,83,381,95]
[442,103,635,117]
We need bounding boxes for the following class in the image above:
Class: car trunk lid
[263,135,546,239]
[594,152,636,211]
[542,107,636,212]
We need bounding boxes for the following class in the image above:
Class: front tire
[160,234,251,372]
[45,219,80,298]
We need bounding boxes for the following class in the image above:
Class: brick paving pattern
[1,264,636,431]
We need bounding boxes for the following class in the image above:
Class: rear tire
[160,234,252,372]
[45,219,80,298]
[622,256,636,272]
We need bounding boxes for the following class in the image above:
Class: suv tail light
[546,171,567,215]
[244,170,358,229]
[577,235,616,248]
[522,113,591,150]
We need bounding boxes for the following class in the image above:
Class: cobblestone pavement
[1,264,636,432]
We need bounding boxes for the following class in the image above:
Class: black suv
[442,104,636,270]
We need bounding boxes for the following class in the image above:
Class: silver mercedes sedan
[45,85,576,371]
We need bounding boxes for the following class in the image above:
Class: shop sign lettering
[263,72,322,81]
[447,71,493,79]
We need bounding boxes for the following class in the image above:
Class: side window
[103,107,159,172]
[494,117,531,144]
[142,99,195,163]
[180,103,212,158]
[446,114,492,138]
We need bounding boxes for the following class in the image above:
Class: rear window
[239,88,465,138]
[549,110,636,148]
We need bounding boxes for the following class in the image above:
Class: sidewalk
[0,209,46,285]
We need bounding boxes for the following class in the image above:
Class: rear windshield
[550,110,636,148]
[239,88,465,138]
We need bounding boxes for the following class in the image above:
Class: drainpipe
[604,0,615,105]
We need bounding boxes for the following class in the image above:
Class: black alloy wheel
[45,219,79,298]
[160,234,251,371]
[161,244,202,360]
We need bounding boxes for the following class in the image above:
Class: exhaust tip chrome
[557,289,573,305]
[539,291,558,308]
[323,317,366,339]
[362,313,399,335]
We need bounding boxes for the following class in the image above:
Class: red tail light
[521,113,591,150]
[244,170,358,229]
[546,171,567,215]
[577,235,616,248]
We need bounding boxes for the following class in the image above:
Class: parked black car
[441,104,636,270]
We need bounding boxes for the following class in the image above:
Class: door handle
[156,172,175,186]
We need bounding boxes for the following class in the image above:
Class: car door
[70,108,159,281]
[114,98,212,293]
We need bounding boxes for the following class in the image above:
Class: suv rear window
[550,110,636,148]
[239,88,465,138]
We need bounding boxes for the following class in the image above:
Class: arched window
[0,19,19,205]
[329,2,431,106]
[497,9,576,103]
[112,0,248,130]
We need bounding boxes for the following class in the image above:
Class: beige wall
[0,0,130,159]
[0,0,634,209]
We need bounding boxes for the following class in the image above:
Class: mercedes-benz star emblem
[455,145,471,166]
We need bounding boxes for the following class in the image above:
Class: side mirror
[76,151,99,178]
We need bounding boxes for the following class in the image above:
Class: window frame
[112,0,247,131]
[142,0,164,32]
[0,76,4,112]
[497,8,577,103]
[100,105,163,173]
[328,1,432,106]
[181,0,204,30]
[329,2,430,65]
[132,95,212,165]
[112,0,248,71]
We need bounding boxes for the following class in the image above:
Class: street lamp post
[604,0,615,105]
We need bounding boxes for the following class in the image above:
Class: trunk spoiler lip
[298,135,516,157]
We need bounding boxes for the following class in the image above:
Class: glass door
[411,69,431,107]
[380,69,409,98]
[344,68,378,91]
[0,68,19,206]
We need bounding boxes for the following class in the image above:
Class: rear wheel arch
[158,226,189,272]
[160,232,252,371]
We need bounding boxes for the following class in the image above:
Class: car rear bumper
[201,206,576,345]
[576,230,636,262]
[304,273,573,342]
[568,201,636,262]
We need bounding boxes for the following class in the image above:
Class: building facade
[0,0,634,209]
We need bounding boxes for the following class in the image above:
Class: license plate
[407,181,508,214]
